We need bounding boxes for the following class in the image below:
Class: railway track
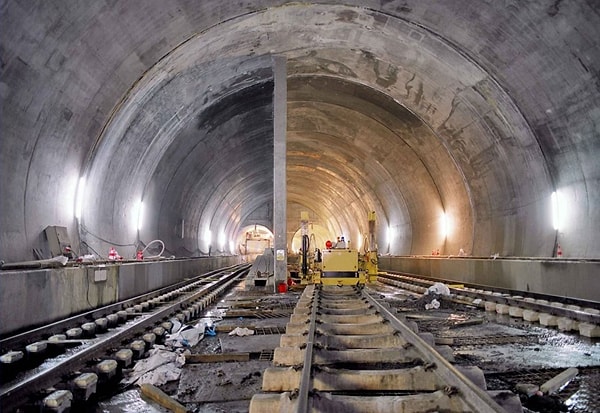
[0,264,250,412]
[377,272,600,337]
[250,284,520,413]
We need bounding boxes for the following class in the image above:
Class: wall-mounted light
[551,191,560,231]
[387,226,394,245]
[219,231,226,250]
[440,212,450,238]
[75,176,86,219]
[132,200,144,231]
[204,228,212,246]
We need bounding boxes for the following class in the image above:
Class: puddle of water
[450,317,600,370]
[96,389,168,413]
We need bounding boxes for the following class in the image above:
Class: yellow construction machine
[297,211,380,286]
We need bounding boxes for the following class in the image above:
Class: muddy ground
[97,281,600,413]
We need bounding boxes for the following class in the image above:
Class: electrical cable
[85,267,94,308]
[80,224,136,247]
[81,240,103,259]
[141,239,165,259]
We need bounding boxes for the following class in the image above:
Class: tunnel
[1,2,599,264]
[1,3,600,410]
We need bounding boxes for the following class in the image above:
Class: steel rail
[0,263,245,349]
[295,285,318,413]
[378,272,600,324]
[379,271,600,309]
[362,289,508,413]
[0,266,249,412]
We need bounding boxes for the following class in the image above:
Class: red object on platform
[557,244,563,257]
[136,250,144,261]
[278,283,287,293]
[325,240,333,249]
[108,247,117,260]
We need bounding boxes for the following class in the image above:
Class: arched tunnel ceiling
[1,1,599,261]
[286,75,472,254]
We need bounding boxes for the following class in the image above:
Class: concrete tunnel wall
[379,256,600,303]
[1,1,600,264]
[0,256,241,337]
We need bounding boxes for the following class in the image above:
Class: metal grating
[275,302,297,310]
[442,334,539,347]
[258,350,274,361]
[252,310,293,319]
[254,326,286,335]
[223,309,293,318]
[413,320,456,331]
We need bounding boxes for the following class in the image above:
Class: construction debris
[540,367,579,394]
[426,283,451,296]
[125,346,187,386]
[228,327,255,336]
[139,383,187,413]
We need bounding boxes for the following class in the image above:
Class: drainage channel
[250,285,519,413]
[0,264,250,412]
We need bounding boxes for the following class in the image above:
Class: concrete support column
[273,55,287,289]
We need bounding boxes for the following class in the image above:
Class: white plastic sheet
[426,282,450,296]
[126,346,187,386]
[165,325,203,348]
[425,298,440,310]
[228,327,255,336]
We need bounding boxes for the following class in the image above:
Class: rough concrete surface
[178,360,271,403]
[380,256,600,302]
[93,279,600,412]
[0,257,240,336]
[2,1,600,264]
[368,281,600,412]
